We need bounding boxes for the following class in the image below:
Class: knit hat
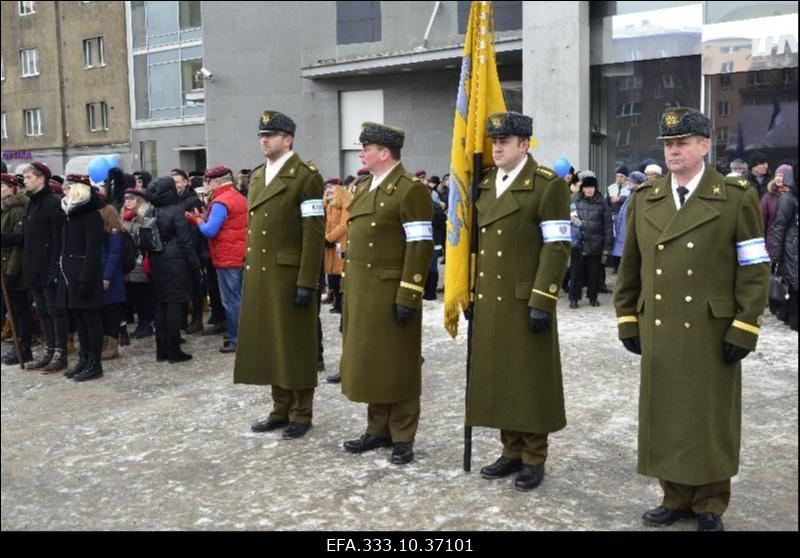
[628,171,647,184]
[775,164,792,177]
[581,176,598,188]
[615,165,629,176]
[644,164,663,175]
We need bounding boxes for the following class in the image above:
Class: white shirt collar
[495,155,529,198]
[370,162,401,191]
[264,150,294,186]
[670,163,705,209]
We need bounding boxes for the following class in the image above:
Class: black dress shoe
[589,299,600,307]
[326,373,341,384]
[642,505,696,526]
[282,422,312,439]
[219,342,236,353]
[569,300,578,309]
[480,456,523,479]
[390,442,414,464]
[251,418,289,432]
[343,434,392,453]
[697,513,724,531]
[513,464,544,491]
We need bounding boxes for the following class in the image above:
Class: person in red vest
[185,166,247,353]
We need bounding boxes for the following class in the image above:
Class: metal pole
[464,152,482,472]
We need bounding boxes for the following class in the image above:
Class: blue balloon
[553,157,571,178]
[104,154,121,170]
[88,156,110,184]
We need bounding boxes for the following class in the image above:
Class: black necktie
[502,174,509,182]
[677,186,689,207]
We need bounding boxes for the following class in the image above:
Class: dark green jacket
[614,166,769,485]
[340,163,433,403]
[233,153,325,389]
[466,156,571,433]
[1,192,29,290]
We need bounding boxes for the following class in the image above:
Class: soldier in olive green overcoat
[614,107,769,532]
[466,112,571,492]
[234,111,325,440]
[340,122,433,466]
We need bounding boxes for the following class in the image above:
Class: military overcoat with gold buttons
[614,166,769,485]
[340,163,434,403]
[466,155,571,434]
[233,153,325,389]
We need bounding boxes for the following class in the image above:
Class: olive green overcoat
[233,153,325,389]
[466,156,571,434]
[340,164,433,403]
[614,166,769,485]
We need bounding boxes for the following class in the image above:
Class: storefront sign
[2,151,33,160]
[703,13,798,74]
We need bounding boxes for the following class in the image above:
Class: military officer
[339,122,433,465]
[614,107,770,531]
[234,110,325,440]
[466,112,571,491]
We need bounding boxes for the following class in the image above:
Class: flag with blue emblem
[444,1,506,338]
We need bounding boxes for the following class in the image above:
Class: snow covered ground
[2,283,797,531]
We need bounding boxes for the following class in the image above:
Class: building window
[134,45,204,121]
[718,100,731,117]
[86,102,108,132]
[662,74,681,89]
[748,71,762,87]
[1,113,8,139]
[18,1,35,15]
[336,1,381,45]
[719,75,731,90]
[140,0,202,48]
[716,127,728,144]
[619,76,643,91]
[24,108,43,137]
[721,61,734,73]
[616,102,642,117]
[83,37,105,69]
[458,1,521,33]
[20,48,39,77]
[140,140,158,176]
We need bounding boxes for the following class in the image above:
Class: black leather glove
[78,281,91,299]
[528,308,552,333]
[394,304,416,326]
[293,286,313,307]
[324,240,336,248]
[622,336,642,355]
[722,341,750,365]
[463,305,473,321]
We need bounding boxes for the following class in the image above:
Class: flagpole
[464,151,482,472]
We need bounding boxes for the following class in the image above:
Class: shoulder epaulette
[300,159,318,173]
[355,174,371,186]
[535,166,557,180]
[724,176,750,189]
[251,162,266,174]
[637,180,655,191]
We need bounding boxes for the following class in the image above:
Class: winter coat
[146,177,201,304]
[107,168,134,211]
[233,154,325,390]
[613,193,633,258]
[432,198,447,250]
[57,187,105,310]
[101,231,127,304]
[178,187,207,264]
[760,189,783,258]
[769,185,798,291]
[614,168,769,485]
[574,192,613,256]
[22,186,65,289]
[121,203,150,283]
[323,186,351,276]
[340,164,433,403]
[466,157,570,433]
[206,185,247,269]
[747,170,772,199]
[1,192,29,290]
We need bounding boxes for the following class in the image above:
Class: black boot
[64,352,90,379]
[28,347,54,370]
[41,348,67,373]
[155,330,168,362]
[168,349,193,363]
[73,354,104,382]
[119,326,131,346]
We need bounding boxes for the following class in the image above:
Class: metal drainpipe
[421,1,442,49]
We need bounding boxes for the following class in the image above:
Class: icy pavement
[2,283,797,531]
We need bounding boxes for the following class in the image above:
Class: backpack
[138,207,164,254]
[120,229,138,274]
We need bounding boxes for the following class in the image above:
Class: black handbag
[769,273,788,304]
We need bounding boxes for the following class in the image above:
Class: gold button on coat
[658,244,665,250]
[685,295,692,302]
[656,269,663,275]
[655,319,662,326]
[497,251,503,257]
[481,227,486,233]
[371,222,376,227]
[687,242,694,249]
[684,322,691,329]
[687,269,694,276]
[655,294,662,300]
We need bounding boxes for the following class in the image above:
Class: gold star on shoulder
[653,187,660,194]
[712,186,721,195]
[524,179,530,186]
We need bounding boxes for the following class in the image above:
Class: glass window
[1,56,4,81]
[707,67,798,175]
[131,1,146,49]
[592,56,702,188]
[1,113,7,139]
[140,140,158,176]
[336,1,381,45]
[591,1,700,18]
[179,1,201,29]
[705,1,797,24]
[458,1,521,33]
[146,1,179,47]
[86,102,108,132]
[20,48,38,77]
[18,1,35,16]
[24,108,42,137]
[719,75,731,90]
[83,37,105,69]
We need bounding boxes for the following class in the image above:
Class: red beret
[30,161,52,180]
[325,177,343,185]
[204,165,231,180]
[1,173,20,187]
[356,167,370,176]
[48,179,64,196]
[170,168,189,180]
[124,188,147,198]
[414,169,426,178]
[66,174,92,186]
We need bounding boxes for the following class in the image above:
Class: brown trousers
[501,430,548,466]
[366,397,420,443]
[269,385,314,425]
[660,478,731,516]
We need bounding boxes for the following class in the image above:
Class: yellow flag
[444,1,506,338]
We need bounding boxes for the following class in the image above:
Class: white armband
[403,221,433,242]
[301,199,324,218]
[540,220,571,243]
[736,238,770,266]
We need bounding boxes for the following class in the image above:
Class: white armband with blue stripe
[403,221,433,242]
[736,237,770,266]
[540,220,571,243]
[300,199,324,218]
